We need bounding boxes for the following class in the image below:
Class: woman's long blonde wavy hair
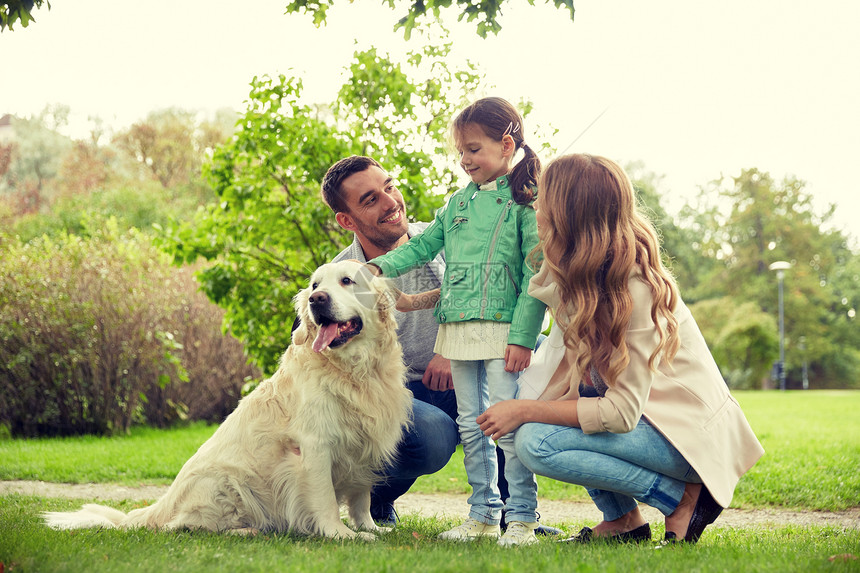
[534,154,680,387]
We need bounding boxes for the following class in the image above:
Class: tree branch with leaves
[1,0,50,31]
[285,0,574,38]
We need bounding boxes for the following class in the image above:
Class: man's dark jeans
[372,392,459,508]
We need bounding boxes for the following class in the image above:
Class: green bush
[7,179,217,243]
[689,298,779,390]
[138,264,261,427]
[0,221,258,437]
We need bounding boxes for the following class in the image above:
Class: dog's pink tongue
[312,323,339,353]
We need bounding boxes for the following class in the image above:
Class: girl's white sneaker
[498,521,539,546]
[438,518,501,541]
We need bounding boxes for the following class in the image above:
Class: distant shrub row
[0,221,260,437]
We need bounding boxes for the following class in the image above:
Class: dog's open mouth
[312,317,363,353]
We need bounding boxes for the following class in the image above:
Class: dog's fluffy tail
[43,503,129,530]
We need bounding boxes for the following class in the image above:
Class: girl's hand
[504,344,531,373]
[394,291,414,312]
[363,262,383,276]
[395,288,440,312]
[477,400,528,439]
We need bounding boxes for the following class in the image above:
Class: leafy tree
[691,169,859,388]
[54,140,112,198]
[285,0,575,38]
[0,106,72,213]
[2,105,71,192]
[158,46,480,373]
[824,248,860,383]
[0,141,12,179]
[673,184,730,302]
[627,162,716,299]
[113,108,234,189]
[0,0,49,31]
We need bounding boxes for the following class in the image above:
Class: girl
[368,97,546,546]
[477,154,764,544]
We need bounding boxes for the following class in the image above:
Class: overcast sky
[3,0,858,245]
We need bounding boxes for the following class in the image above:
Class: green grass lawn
[1,390,858,572]
[3,391,857,510]
[1,496,858,573]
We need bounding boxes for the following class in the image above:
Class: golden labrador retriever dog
[44,261,412,540]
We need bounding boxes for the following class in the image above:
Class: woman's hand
[477,400,529,440]
[504,344,532,373]
[480,398,582,436]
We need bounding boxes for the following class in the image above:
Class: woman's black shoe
[665,486,723,544]
[560,523,651,544]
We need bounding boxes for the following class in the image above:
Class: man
[321,155,458,526]
[320,156,561,535]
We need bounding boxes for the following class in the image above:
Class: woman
[476,153,764,544]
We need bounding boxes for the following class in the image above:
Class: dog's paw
[373,525,393,534]
[354,521,392,534]
[226,527,260,536]
[356,531,378,542]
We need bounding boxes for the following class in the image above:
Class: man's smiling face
[335,165,409,256]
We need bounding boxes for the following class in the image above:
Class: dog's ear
[291,287,313,346]
[373,279,398,323]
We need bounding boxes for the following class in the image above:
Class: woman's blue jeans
[515,418,701,521]
[450,359,538,525]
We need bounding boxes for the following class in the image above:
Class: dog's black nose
[309,291,330,307]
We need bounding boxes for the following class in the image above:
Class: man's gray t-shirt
[333,222,444,386]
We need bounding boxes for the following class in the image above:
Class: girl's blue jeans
[514,418,701,521]
[450,359,538,525]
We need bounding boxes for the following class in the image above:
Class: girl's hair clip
[503,121,521,137]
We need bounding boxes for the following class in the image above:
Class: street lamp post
[799,336,809,390]
[769,261,791,391]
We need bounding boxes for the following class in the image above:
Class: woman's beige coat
[527,263,764,508]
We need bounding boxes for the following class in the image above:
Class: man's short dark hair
[320,155,382,214]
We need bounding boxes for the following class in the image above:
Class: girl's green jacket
[371,175,546,350]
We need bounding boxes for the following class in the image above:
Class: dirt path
[3,480,858,531]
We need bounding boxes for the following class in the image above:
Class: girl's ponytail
[509,142,540,206]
